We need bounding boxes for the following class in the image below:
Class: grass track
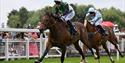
[0,56,125,63]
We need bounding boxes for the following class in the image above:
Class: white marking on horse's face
[84,20,87,27]
[36,25,40,29]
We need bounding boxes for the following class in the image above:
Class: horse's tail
[106,26,119,44]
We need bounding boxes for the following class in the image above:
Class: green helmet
[54,0,62,4]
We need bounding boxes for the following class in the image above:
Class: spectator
[0,33,3,45]
[31,32,38,40]
[3,32,11,39]
[0,33,2,40]
[113,24,119,32]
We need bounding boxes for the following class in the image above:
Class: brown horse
[80,18,124,63]
[34,12,95,63]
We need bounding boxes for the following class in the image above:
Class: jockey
[53,0,77,35]
[86,7,108,36]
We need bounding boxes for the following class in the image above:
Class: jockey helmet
[54,0,62,4]
[88,7,96,13]
[54,0,61,2]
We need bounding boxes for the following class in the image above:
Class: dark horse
[80,18,124,63]
[34,12,95,63]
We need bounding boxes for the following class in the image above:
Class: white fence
[0,28,61,61]
[0,28,125,61]
[0,38,43,60]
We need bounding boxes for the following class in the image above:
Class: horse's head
[38,12,57,33]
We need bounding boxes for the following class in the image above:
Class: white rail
[0,28,61,61]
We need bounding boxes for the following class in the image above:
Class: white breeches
[94,18,103,26]
[61,10,75,22]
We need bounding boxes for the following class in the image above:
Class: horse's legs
[60,46,66,63]
[83,45,88,54]
[95,47,101,63]
[80,38,96,58]
[97,59,101,63]
[34,41,52,63]
[109,32,124,57]
[115,44,124,57]
[102,42,115,63]
[80,28,95,57]
[109,40,124,57]
[73,42,87,63]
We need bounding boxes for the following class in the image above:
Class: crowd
[0,32,40,40]
[0,31,41,57]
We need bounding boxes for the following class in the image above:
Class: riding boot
[67,20,77,35]
[96,25,108,36]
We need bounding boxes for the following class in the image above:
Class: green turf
[0,56,125,63]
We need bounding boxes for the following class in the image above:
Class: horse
[79,18,124,63]
[34,12,95,63]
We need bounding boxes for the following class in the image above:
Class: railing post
[5,39,9,61]
[107,41,111,52]
[40,34,43,57]
[121,38,124,52]
[116,35,119,61]
[26,38,29,59]
[40,34,46,58]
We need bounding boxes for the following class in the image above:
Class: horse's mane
[45,12,64,22]
[44,12,68,29]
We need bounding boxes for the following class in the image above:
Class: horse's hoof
[94,57,99,59]
[34,60,41,63]
[85,61,88,63]
[80,62,83,63]
[94,54,98,59]
[80,60,88,63]
[80,62,86,63]
[121,55,124,58]
[112,60,115,63]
